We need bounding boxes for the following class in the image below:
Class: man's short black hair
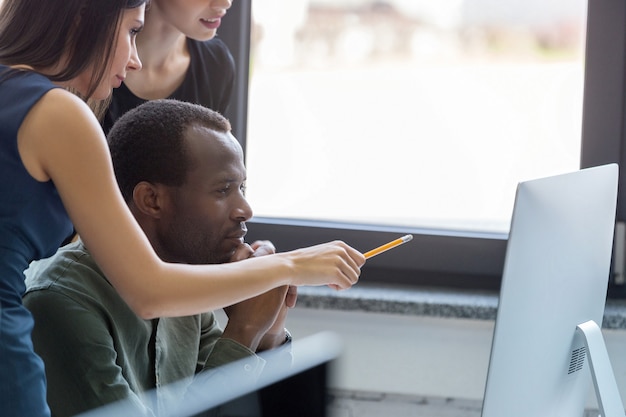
[107,99,232,202]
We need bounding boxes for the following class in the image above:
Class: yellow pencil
[363,234,413,259]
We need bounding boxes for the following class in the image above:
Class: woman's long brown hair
[0,0,147,100]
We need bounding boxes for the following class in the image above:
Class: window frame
[221,0,625,293]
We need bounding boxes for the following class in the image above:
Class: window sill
[296,284,626,329]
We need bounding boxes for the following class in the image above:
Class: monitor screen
[481,164,619,417]
[75,331,341,417]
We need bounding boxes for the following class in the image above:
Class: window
[247,0,585,234]
[221,1,626,293]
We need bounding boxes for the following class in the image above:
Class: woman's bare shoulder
[18,88,106,181]
[36,88,95,122]
[24,88,103,142]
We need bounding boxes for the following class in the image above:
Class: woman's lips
[114,76,124,88]
[200,17,221,30]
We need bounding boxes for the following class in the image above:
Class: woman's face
[76,5,145,100]
[154,0,232,41]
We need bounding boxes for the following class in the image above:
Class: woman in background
[0,0,364,415]
[102,0,235,132]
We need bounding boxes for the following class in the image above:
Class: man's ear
[132,182,166,219]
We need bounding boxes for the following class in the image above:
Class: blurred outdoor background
[245,0,586,233]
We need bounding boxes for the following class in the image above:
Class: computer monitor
[75,331,341,417]
[481,164,623,417]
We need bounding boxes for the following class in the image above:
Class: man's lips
[226,228,247,242]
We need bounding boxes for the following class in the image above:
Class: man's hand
[257,285,297,351]
[222,240,297,351]
[229,240,275,263]
[222,285,289,351]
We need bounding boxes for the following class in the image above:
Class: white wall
[281,307,626,410]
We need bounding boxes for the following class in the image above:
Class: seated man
[24,99,295,417]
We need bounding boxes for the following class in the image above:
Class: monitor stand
[577,320,626,417]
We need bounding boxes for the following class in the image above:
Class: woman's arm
[18,89,364,319]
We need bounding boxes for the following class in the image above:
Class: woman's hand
[283,241,365,290]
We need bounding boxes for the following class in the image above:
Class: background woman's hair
[0,0,147,99]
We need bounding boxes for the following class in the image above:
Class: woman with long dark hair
[0,1,364,415]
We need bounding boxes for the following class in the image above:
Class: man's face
[156,126,252,264]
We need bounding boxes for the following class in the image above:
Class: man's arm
[24,289,153,417]
[197,312,264,371]
[200,241,293,369]
[196,312,223,370]
[221,241,294,352]
[257,284,297,351]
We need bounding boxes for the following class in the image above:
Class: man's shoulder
[24,239,105,294]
